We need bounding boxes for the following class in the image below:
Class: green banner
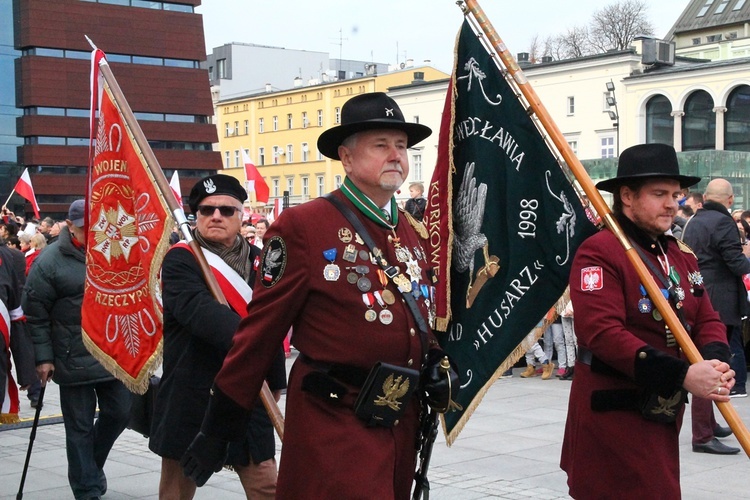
[430,20,598,442]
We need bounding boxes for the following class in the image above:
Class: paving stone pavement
[2,354,749,499]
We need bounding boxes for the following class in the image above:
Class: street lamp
[605,79,620,156]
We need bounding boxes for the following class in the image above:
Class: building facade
[216,66,448,209]
[10,0,219,218]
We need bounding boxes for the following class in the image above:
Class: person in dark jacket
[682,178,750,455]
[149,175,286,499]
[24,200,132,500]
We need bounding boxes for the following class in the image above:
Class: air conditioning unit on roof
[642,39,675,66]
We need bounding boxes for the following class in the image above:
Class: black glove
[180,432,229,487]
[421,349,460,413]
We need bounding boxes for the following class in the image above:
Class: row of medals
[637,269,704,348]
[321,227,432,325]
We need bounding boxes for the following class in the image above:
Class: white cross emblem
[385,108,394,117]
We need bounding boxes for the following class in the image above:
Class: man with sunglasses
[182,93,459,497]
[150,174,286,499]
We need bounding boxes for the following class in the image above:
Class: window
[217,58,227,78]
[335,107,341,124]
[335,175,342,188]
[567,141,578,155]
[224,122,230,137]
[725,85,750,151]
[302,112,308,128]
[273,146,280,164]
[692,37,702,45]
[273,116,278,131]
[683,90,715,151]
[317,149,324,161]
[287,113,293,129]
[272,178,280,198]
[301,142,309,162]
[317,109,323,126]
[258,147,265,166]
[413,115,420,124]
[567,96,575,115]
[697,0,715,17]
[224,151,230,169]
[412,154,422,181]
[233,121,239,135]
[706,34,723,42]
[286,144,294,163]
[302,177,309,197]
[244,120,249,135]
[286,177,294,196]
[234,150,240,168]
[715,0,730,13]
[317,175,325,197]
[600,137,615,158]
[645,94,674,146]
[259,118,264,133]
[734,0,746,10]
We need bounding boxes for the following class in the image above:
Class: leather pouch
[354,362,420,428]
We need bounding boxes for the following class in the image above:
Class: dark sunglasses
[197,205,241,217]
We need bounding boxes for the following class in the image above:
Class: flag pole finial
[84,35,98,51]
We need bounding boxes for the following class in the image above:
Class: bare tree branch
[589,0,655,52]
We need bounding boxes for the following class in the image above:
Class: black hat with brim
[595,143,701,193]
[317,92,432,161]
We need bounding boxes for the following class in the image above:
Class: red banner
[81,50,170,394]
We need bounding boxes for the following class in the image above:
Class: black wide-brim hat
[317,92,432,160]
[188,174,247,214]
[595,143,701,193]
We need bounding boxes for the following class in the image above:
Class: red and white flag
[242,149,269,204]
[82,47,170,394]
[169,171,182,205]
[12,168,41,219]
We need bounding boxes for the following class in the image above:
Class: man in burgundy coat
[181,93,459,498]
[561,144,735,499]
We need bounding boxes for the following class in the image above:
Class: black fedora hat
[317,92,432,160]
[595,143,701,193]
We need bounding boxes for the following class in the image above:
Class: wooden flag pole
[95,57,284,440]
[460,0,750,457]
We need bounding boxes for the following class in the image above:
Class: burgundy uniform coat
[561,215,726,499]
[215,189,436,499]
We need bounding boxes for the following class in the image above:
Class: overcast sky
[198,1,689,72]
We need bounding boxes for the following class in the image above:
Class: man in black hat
[181,93,458,497]
[560,144,735,498]
[149,174,286,498]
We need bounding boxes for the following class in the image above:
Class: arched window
[725,85,750,151]
[682,90,715,151]
[645,95,673,145]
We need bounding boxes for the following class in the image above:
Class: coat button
[394,419,399,426]
[639,351,647,359]
[407,359,413,366]
[410,328,415,337]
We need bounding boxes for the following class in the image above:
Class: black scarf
[193,229,252,281]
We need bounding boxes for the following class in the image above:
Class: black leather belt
[299,353,369,388]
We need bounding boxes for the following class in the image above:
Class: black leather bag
[127,375,160,437]
[354,363,419,428]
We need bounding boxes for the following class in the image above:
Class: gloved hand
[421,349,460,413]
[180,432,229,487]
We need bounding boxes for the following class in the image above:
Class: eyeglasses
[197,205,241,217]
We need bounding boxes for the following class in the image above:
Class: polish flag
[169,171,182,205]
[242,149,269,204]
[13,168,40,219]
[274,198,283,220]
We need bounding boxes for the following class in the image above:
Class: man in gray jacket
[24,200,131,499]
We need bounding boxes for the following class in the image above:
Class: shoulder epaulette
[676,239,696,258]
[400,209,428,239]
